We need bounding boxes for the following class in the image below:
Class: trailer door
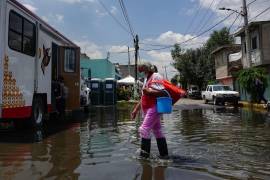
[59,46,80,111]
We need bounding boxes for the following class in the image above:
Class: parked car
[201,85,239,106]
[187,85,201,99]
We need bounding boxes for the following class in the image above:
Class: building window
[8,10,36,56]
[251,36,258,50]
[64,48,76,72]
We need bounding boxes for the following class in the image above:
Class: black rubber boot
[156,138,168,159]
[140,138,151,158]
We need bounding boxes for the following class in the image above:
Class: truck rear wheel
[233,99,239,107]
[213,97,219,105]
[203,96,208,104]
[31,97,45,128]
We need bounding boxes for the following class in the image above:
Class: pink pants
[139,105,165,139]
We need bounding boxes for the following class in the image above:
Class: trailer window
[64,48,76,72]
[8,10,36,56]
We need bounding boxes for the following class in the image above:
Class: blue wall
[235,75,270,102]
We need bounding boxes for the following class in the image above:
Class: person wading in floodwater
[55,76,68,119]
[131,62,169,159]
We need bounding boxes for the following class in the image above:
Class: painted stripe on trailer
[2,106,32,119]
[47,104,52,113]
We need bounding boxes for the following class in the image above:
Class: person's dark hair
[153,65,158,72]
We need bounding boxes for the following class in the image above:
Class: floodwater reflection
[0,105,270,179]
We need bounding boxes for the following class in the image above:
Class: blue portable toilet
[104,78,117,105]
[90,78,103,105]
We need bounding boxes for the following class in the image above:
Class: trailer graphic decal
[2,56,25,109]
[41,45,51,75]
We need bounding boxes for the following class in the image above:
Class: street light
[218,7,244,16]
[219,0,251,68]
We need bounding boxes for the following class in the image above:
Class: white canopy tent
[117,75,143,86]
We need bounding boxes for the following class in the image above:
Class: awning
[117,75,143,85]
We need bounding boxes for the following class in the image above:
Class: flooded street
[1,104,270,179]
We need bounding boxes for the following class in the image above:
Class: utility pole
[219,0,251,68]
[163,66,168,80]
[128,46,130,75]
[242,0,251,68]
[134,35,139,99]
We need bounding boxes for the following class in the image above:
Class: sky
[18,0,270,79]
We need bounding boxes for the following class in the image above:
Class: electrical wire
[118,0,135,38]
[247,0,258,6]
[196,0,222,35]
[184,1,204,35]
[97,0,132,37]
[194,0,216,34]
[229,13,241,32]
[140,12,235,51]
[249,6,270,21]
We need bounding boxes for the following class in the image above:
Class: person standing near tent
[131,62,169,159]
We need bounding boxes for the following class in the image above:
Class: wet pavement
[0,102,270,179]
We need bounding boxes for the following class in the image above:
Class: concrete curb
[239,101,267,109]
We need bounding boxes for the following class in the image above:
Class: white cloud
[143,31,209,49]
[145,50,176,79]
[95,6,118,17]
[109,45,134,53]
[55,14,64,22]
[147,51,172,62]
[22,3,38,13]
[59,0,81,3]
[75,40,103,59]
[140,30,211,79]
[110,6,117,15]
[95,9,108,17]
[42,14,64,24]
[198,0,270,26]
[41,16,49,22]
[58,0,95,4]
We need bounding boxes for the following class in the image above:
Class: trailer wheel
[84,106,89,113]
[31,97,44,127]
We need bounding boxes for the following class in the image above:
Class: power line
[184,1,204,35]
[229,13,241,32]
[118,0,135,38]
[247,0,258,6]
[194,0,216,34]
[97,0,132,37]
[110,49,135,54]
[196,0,256,35]
[249,6,270,21]
[139,42,169,47]
[196,0,222,35]
[141,12,235,51]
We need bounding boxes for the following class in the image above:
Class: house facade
[235,21,270,68]
[212,44,241,89]
[235,21,270,101]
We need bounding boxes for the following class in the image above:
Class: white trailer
[0,0,81,126]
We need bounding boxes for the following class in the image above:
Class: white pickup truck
[201,85,239,106]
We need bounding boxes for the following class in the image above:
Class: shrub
[237,67,268,102]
